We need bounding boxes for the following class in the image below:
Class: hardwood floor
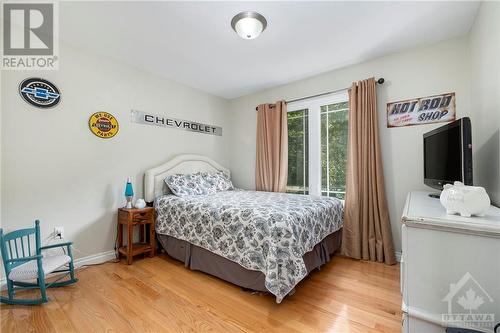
[1,254,401,332]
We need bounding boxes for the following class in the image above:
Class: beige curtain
[255,101,288,192]
[342,78,396,265]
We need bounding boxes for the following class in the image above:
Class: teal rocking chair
[0,220,78,305]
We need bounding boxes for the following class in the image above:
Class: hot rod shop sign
[387,92,455,128]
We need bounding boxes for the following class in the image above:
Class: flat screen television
[423,117,472,192]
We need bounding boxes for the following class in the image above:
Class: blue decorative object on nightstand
[125,177,134,209]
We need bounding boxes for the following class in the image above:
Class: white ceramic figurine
[134,198,146,209]
[440,181,490,217]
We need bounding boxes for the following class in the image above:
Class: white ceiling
[60,1,479,99]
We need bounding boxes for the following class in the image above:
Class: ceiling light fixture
[231,11,267,40]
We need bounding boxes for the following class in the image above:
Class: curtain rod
[255,78,385,111]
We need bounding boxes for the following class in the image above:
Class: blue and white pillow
[165,171,234,197]
[165,172,206,197]
[201,171,234,192]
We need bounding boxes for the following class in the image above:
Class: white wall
[1,42,230,260]
[469,1,500,206]
[227,37,473,252]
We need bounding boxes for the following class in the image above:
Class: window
[321,101,349,199]
[286,91,349,199]
[287,109,309,194]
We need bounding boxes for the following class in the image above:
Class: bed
[145,154,344,303]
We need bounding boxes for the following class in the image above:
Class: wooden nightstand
[117,207,155,264]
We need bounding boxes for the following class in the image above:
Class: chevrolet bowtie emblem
[19,78,61,108]
[21,87,60,100]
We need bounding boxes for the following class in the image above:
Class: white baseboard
[73,250,116,268]
[395,251,402,262]
[0,250,116,289]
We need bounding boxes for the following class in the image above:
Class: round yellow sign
[89,112,119,139]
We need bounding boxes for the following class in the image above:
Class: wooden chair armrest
[39,241,73,250]
[7,254,42,263]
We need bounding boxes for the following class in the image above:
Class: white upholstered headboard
[144,154,230,202]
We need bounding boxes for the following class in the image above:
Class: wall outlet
[54,226,64,239]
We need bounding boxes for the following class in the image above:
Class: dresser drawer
[132,209,154,222]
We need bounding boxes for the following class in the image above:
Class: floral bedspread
[154,190,343,302]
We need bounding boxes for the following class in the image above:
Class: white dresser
[401,191,500,333]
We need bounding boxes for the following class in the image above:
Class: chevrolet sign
[130,110,222,136]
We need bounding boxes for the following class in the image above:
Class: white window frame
[287,90,349,196]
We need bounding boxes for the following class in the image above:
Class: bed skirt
[157,229,342,293]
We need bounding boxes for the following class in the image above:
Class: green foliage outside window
[321,102,348,200]
[286,101,348,199]
[287,109,308,194]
